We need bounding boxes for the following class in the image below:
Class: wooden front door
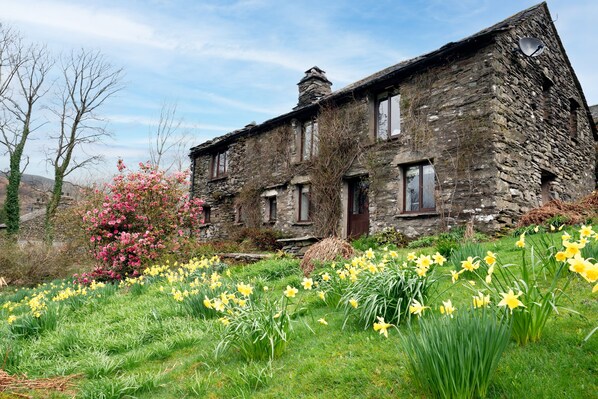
[348,178,369,238]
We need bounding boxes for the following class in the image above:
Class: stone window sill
[395,212,439,219]
[293,221,313,226]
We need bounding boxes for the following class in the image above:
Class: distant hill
[0,173,80,214]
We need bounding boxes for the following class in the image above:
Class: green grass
[0,231,595,398]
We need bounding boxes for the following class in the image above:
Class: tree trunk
[2,144,25,237]
[44,171,63,244]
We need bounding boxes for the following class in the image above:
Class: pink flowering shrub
[77,161,204,282]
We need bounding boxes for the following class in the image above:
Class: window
[298,185,311,222]
[569,98,579,139]
[268,197,277,222]
[210,149,229,179]
[236,205,244,224]
[301,120,318,161]
[203,205,211,224]
[540,170,556,205]
[376,92,401,139]
[404,163,435,212]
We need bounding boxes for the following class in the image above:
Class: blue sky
[1,0,596,181]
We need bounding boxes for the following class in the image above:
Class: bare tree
[148,101,191,172]
[44,49,124,242]
[0,27,52,236]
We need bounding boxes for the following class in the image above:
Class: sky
[0,0,596,182]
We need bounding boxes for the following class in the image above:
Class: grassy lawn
[0,231,596,398]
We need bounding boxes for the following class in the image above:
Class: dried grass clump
[0,370,79,398]
[300,236,355,276]
[518,191,598,227]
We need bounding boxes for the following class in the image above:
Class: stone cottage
[189,2,596,240]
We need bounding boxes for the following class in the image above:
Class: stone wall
[490,6,595,226]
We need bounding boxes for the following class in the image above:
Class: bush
[0,238,86,286]
[372,228,409,248]
[78,161,204,281]
[403,310,510,399]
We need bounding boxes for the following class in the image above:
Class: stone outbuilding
[189,2,596,240]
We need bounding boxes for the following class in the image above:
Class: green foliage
[216,296,291,361]
[351,235,379,251]
[10,305,59,338]
[447,242,486,271]
[372,227,409,248]
[435,238,459,258]
[232,258,301,281]
[403,310,510,399]
[340,264,432,328]
[0,336,22,373]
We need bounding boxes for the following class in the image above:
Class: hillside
[0,174,80,215]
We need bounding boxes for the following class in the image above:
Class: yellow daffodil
[203,297,213,309]
[219,317,230,326]
[416,255,433,269]
[450,270,462,284]
[567,254,591,274]
[317,291,326,301]
[473,292,491,308]
[373,316,393,338]
[407,252,417,261]
[439,299,456,318]
[432,252,447,266]
[301,277,314,290]
[498,289,525,312]
[409,299,428,316]
[7,315,16,324]
[365,248,375,259]
[550,225,555,231]
[322,272,331,282]
[555,251,568,262]
[582,263,598,282]
[317,318,328,325]
[484,251,496,266]
[237,282,253,297]
[284,285,298,298]
[461,256,479,272]
[534,226,539,233]
[389,250,398,258]
[515,233,525,248]
[349,298,358,308]
[580,225,594,238]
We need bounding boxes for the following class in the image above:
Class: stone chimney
[296,66,332,108]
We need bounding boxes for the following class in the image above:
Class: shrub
[78,161,204,281]
[403,310,510,399]
[372,228,409,247]
[0,238,84,286]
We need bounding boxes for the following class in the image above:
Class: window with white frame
[376,92,401,140]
